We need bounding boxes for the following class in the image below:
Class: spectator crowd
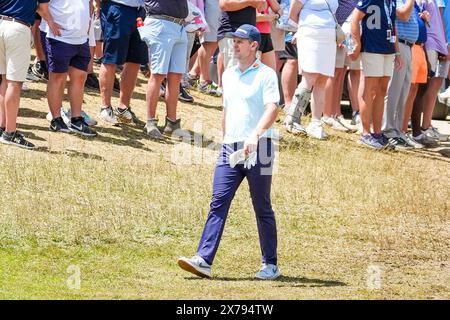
[0,0,449,150]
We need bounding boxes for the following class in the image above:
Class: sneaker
[372,133,390,148]
[198,81,221,97]
[413,133,439,147]
[404,133,424,149]
[423,126,448,142]
[99,106,118,125]
[336,115,355,132]
[21,82,29,91]
[144,118,163,140]
[387,137,410,150]
[66,109,97,126]
[439,86,450,100]
[128,108,142,125]
[114,106,133,124]
[85,73,100,90]
[283,115,306,135]
[50,117,71,133]
[177,255,212,279]
[0,127,4,136]
[69,117,98,137]
[187,74,200,88]
[179,85,194,103]
[321,116,350,132]
[357,134,384,149]
[60,108,71,125]
[162,117,181,136]
[31,60,48,81]
[255,263,281,280]
[306,120,328,140]
[0,131,35,150]
[351,111,361,126]
[26,65,40,81]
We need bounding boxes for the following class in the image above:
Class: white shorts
[89,16,96,47]
[361,52,395,77]
[0,20,31,82]
[201,0,220,43]
[426,49,450,78]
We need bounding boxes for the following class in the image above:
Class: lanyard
[383,0,394,29]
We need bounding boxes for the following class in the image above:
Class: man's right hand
[48,20,62,37]
[251,0,266,11]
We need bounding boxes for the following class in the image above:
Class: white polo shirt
[45,0,91,45]
[222,59,280,144]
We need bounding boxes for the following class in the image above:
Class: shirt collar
[234,59,262,76]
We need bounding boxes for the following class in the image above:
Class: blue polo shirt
[0,0,49,25]
[222,60,280,144]
[396,0,419,43]
[356,0,397,54]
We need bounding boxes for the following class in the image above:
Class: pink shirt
[256,0,272,34]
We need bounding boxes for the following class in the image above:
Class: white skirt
[297,27,336,77]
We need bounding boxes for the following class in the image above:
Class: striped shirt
[396,0,419,43]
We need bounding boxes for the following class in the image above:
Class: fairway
[0,68,449,300]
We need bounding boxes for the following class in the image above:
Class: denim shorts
[139,17,188,75]
[101,1,148,65]
[46,38,90,73]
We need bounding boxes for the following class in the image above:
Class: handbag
[324,0,345,46]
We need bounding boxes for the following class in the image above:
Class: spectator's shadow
[186,275,347,288]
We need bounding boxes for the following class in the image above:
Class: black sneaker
[179,85,194,103]
[85,73,100,90]
[32,60,48,81]
[388,137,410,150]
[50,117,71,133]
[0,131,35,150]
[69,117,98,137]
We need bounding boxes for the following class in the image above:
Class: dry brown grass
[0,65,449,299]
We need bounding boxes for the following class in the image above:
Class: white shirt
[222,60,280,144]
[45,0,91,45]
[111,0,145,8]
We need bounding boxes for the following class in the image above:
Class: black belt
[0,15,31,28]
[147,14,185,26]
[398,38,414,48]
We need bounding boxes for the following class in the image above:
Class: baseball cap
[231,24,261,45]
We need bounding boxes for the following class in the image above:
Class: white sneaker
[255,263,281,280]
[423,127,447,142]
[413,133,439,147]
[98,106,118,125]
[60,107,70,125]
[177,255,212,278]
[306,120,328,140]
[404,133,424,149]
[439,87,450,99]
[321,116,350,132]
[283,116,306,135]
[114,106,133,124]
[46,111,53,121]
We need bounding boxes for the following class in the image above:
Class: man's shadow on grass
[186,275,346,288]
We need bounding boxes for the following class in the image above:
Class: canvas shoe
[177,255,212,278]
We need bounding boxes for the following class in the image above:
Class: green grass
[0,70,449,299]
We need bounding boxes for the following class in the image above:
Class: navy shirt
[414,2,427,44]
[356,0,397,54]
[217,6,256,40]
[144,0,188,19]
[0,0,49,25]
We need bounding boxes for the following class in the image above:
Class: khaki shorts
[270,20,285,52]
[335,46,346,68]
[361,52,394,77]
[345,55,362,70]
[426,49,450,78]
[0,20,31,82]
[218,37,238,69]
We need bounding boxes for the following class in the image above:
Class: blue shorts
[101,1,148,65]
[140,18,188,75]
[46,38,91,73]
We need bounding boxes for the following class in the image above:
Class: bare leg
[348,69,362,113]
[402,83,419,133]
[281,59,298,107]
[47,72,67,118]
[3,79,23,132]
[360,77,378,135]
[67,67,88,118]
[261,51,276,71]
[197,42,218,82]
[0,75,7,128]
[421,77,443,129]
[119,62,140,109]
[165,72,183,120]
[372,76,391,134]
[147,73,166,119]
[99,63,116,107]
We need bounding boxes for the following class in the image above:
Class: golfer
[178,24,281,280]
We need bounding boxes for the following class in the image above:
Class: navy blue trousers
[196,139,277,266]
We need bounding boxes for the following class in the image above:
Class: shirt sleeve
[262,69,281,107]
[356,0,373,14]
